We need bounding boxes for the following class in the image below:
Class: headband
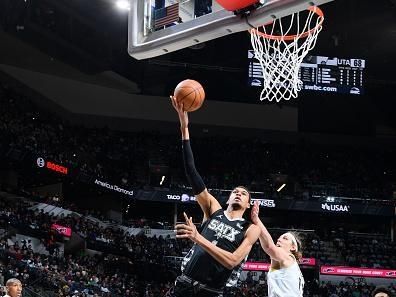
[286,232,299,252]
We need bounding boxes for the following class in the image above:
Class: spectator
[371,286,394,297]
[3,278,22,297]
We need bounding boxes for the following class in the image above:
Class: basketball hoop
[249,6,324,102]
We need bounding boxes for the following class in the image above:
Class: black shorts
[164,275,223,297]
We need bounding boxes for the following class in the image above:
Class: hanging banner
[243,258,316,271]
[321,266,396,278]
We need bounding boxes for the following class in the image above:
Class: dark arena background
[0,0,396,296]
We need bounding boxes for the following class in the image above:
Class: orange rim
[249,6,324,41]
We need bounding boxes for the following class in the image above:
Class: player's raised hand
[250,201,261,225]
[175,212,198,242]
[170,95,188,129]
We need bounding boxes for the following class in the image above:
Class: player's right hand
[175,212,198,242]
[170,95,188,129]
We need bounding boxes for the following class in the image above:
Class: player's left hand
[175,212,198,242]
[250,200,261,225]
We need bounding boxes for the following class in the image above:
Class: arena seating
[1,193,396,296]
[1,81,396,296]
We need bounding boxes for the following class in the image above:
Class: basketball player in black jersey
[166,96,260,297]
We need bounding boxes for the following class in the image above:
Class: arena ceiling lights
[115,0,130,11]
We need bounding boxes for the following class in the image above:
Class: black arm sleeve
[182,140,206,195]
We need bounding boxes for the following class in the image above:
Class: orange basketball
[174,79,205,112]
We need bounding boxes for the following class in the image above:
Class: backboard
[128,0,334,60]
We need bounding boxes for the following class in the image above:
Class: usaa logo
[321,203,350,212]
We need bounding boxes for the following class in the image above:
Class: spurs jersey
[181,209,250,289]
[267,260,305,297]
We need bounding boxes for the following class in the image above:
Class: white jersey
[267,261,305,297]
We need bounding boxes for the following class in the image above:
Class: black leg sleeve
[182,140,206,195]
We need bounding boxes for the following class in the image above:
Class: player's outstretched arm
[251,201,290,262]
[176,213,260,269]
[171,96,221,221]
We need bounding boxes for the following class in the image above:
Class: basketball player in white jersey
[250,201,305,297]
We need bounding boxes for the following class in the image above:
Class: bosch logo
[36,157,45,168]
[37,157,68,175]
[323,268,335,273]
[46,161,68,175]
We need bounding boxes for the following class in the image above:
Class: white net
[250,7,324,102]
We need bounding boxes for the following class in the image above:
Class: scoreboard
[248,51,366,95]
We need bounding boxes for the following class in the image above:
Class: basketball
[215,0,259,11]
[174,79,205,112]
